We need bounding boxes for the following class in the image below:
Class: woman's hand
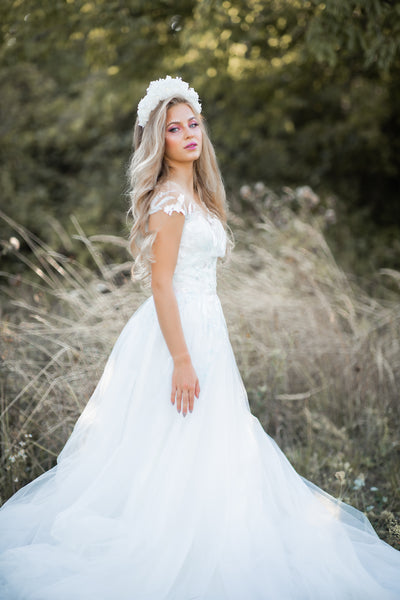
[171,353,200,416]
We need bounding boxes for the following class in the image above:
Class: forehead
[166,103,196,122]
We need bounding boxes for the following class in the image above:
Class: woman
[0,76,399,599]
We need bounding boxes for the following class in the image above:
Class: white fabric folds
[0,188,399,599]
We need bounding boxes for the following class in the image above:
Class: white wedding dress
[0,187,399,600]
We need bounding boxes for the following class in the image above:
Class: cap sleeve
[149,189,187,217]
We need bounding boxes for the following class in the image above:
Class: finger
[182,389,188,417]
[171,385,176,405]
[189,388,194,413]
[195,379,200,398]
[176,389,182,413]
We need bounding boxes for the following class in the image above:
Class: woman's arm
[148,210,200,417]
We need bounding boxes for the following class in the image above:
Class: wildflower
[324,208,336,225]
[240,185,252,200]
[254,182,266,194]
[295,186,320,207]
[9,237,20,251]
[352,474,365,490]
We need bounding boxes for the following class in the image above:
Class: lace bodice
[149,186,226,296]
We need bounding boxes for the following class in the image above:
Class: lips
[184,143,198,149]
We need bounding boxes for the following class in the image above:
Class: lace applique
[149,190,188,217]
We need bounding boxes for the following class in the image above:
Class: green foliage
[1,0,400,275]
[306,0,400,71]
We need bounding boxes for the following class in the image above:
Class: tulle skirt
[0,292,399,599]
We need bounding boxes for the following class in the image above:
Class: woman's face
[164,103,202,166]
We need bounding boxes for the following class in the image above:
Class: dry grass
[1,187,399,548]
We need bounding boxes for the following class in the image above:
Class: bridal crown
[137,75,202,127]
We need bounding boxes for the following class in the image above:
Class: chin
[189,150,201,161]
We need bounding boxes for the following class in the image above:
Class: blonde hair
[127,96,227,284]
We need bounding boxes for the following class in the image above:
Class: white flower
[352,474,365,490]
[324,208,336,224]
[296,186,320,207]
[335,471,346,482]
[9,236,20,250]
[239,185,252,200]
[137,75,202,127]
[254,182,266,193]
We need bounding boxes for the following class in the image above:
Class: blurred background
[1,1,399,547]
[1,0,400,274]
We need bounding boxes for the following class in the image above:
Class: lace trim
[149,187,217,221]
[163,194,186,216]
[149,190,189,217]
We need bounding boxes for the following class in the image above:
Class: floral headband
[137,75,202,128]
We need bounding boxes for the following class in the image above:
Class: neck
[167,162,195,196]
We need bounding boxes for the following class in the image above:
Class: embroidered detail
[148,187,227,296]
[162,194,186,216]
[149,188,220,223]
[149,191,189,217]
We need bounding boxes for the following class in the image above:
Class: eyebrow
[166,116,197,127]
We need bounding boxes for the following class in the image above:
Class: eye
[189,121,199,128]
[168,126,179,133]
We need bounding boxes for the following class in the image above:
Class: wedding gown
[0,188,399,600]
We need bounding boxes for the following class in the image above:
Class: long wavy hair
[127,95,227,284]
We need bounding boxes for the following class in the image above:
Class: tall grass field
[1,185,399,549]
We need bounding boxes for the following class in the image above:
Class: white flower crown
[137,75,202,127]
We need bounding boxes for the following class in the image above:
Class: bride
[0,76,399,600]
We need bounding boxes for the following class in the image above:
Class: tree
[1,0,400,274]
